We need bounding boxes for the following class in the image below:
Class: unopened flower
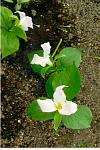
[16,11,33,31]
[37,85,77,115]
[31,42,52,67]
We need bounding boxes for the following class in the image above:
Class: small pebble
[31,9,37,16]
[18,120,21,123]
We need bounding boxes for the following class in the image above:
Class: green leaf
[45,74,55,98]
[63,105,92,129]
[10,15,20,26]
[4,0,13,3]
[11,25,27,41]
[0,6,27,58]
[41,66,51,78]
[15,3,21,11]
[28,50,43,75]
[21,0,30,3]
[27,100,55,121]
[41,66,55,78]
[0,28,1,50]
[53,113,62,130]
[52,64,81,100]
[0,6,13,29]
[57,47,82,68]
[54,53,66,62]
[1,28,19,58]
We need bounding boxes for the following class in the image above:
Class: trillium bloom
[37,85,77,115]
[16,11,33,31]
[31,42,52,67]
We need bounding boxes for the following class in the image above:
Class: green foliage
[45,74,55,98]
[21,0,30,3]
[46,63,80,100]
[0,6,13,29]
[4,0,13,3]
[15,3,21,11]
[41,66,55,78]
[57,47,82,68]
[53,113,62,130]
[15,0,30,11]
[11,25,27,40]
[4,0,30,10]
[27,100,55,121]
[0,6,27,59]
[52,64,81,100]
[1,29,19,58]
[27,40,92,130]
[63,105,92,129]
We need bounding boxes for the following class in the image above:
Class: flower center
[56,103,62,110]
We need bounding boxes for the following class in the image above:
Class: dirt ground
[1,0,100,148]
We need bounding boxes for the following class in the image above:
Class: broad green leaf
[27,100,55,121]
[21,0,30,3]
[52,64,81,100]
[63,105,92,129]
[4,0,13,3]
[0,6,13,29]
[28,50,43,75]
[57,47,82,68]
[45,74,55,98]
[11,25,27,41]
[53,113,62,130]
[10,15,20,26]
[1,29,19,58]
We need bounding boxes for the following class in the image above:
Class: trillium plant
[0,6,33,58]
[27,40,92,130]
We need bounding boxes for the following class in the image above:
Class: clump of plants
[0,5,92,131]
[27,40,92,130]
[0,6,33,58]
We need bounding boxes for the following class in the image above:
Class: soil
[1,0,100,148]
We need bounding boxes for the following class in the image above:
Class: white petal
[25,16,33,29]
[44,56,52,66]
[31,54,46,67]
[31,54,52,67]
[15,11,25,19]
[37,99,57,112]
[59,101,77,115]
[53,85,66,105]
[20,21,28,31]
[20,16,33,31]
[41,42,51,56]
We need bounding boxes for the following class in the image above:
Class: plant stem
[52,38,62,58]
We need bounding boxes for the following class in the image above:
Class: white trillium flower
[31,42,52,67]
[37,85,77,116]
[16,11,33,31]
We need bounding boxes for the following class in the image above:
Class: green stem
[52,38,62,58]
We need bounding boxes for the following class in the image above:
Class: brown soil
[1,0,100,148]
